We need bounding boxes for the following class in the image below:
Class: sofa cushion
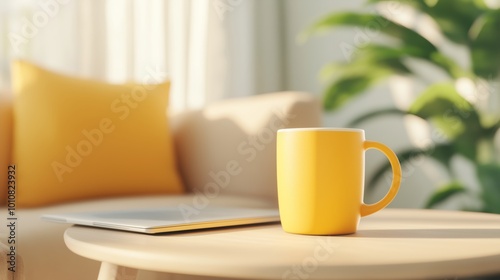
[11,60,184,207]
[173,91,321,202]
[11,194,275,280]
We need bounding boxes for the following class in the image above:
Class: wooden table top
[64,208,500,279]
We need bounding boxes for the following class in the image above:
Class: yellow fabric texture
[0,92,13,205]
[12,60,184,207]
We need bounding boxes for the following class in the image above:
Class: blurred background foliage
[306,0,500,213]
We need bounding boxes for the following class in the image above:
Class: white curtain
[0,0,285,112]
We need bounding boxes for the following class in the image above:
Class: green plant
[305,0,500,213]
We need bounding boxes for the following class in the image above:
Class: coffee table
[63,208,500,280]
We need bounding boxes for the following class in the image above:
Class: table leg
[97,262,138,280]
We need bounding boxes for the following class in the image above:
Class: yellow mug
[277,128,402,235]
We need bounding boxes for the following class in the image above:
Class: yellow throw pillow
[12,60,184,207]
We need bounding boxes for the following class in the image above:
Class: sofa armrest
[172,91,321,203]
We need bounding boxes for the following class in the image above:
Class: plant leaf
[428,143,456,169]
[425,181,467,209]
[368,0,486,44]
[322,45,416,111]
[408,82,481,138]
[321,45,413,79]
[304,7,470,78]
[367,147,429,190]
[429,52,469,79]
[366,144,455,190]
[348,108,407,126]
[469,10,500,79]
[302,12,437,58]
[408,82,485,160]
[348,45,417,68]
[323,73,384,111]
[476,163,500,213]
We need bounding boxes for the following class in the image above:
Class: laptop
[42,205,280,234]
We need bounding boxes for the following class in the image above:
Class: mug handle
[360,141,402,217]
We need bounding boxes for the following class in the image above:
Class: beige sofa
[0,91,321,280]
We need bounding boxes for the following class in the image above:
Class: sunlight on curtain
[167,0,190,112]
[105,0,130,83]
[103,0,231,112]
[186,1,210,109]
[0,0,284,112]
[167,0,213,112]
